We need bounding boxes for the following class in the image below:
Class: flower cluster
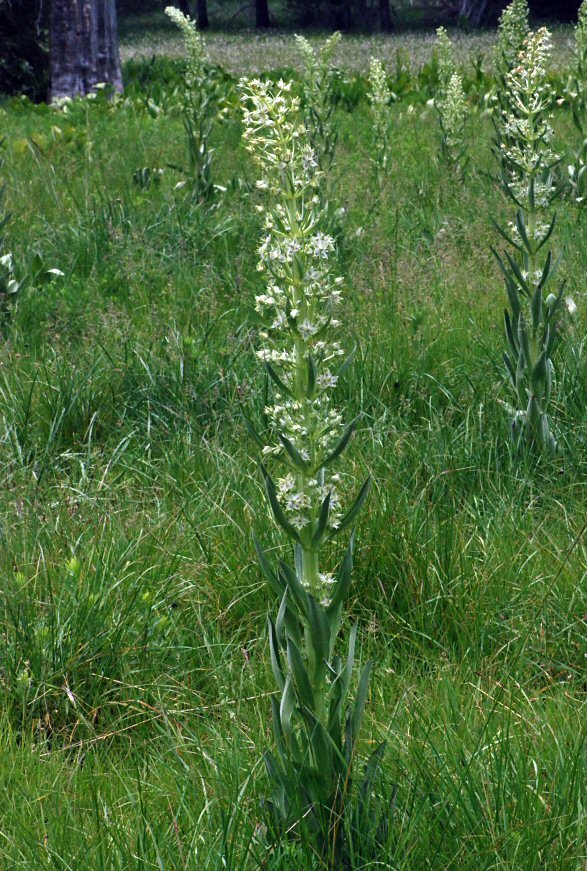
[295,32,342,171]
[241,77,351,599]
[367,57,392,183]
[0,252,21,317]
[165,6,205,92]
[493,0,529,84]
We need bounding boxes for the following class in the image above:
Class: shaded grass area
[0,54,586,868]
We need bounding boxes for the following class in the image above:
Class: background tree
[197,0,209,29]
[256,0,271,27]
[50,0,123,101]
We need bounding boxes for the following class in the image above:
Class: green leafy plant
[493,28,565,456]
[295,33,342,172]
[240,77,385,865]
[165,7,217,201]
[367,58,392,189]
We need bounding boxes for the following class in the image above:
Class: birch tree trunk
[50,0,122,101]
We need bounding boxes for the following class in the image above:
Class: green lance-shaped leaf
[504,249,531,298]
[254,533,286,600]
[531,348,548,397]
[278,558,310,619]
[264,472,302,544]
[491,218,524,253]
[327,531,355,629]
[265,362,295,400]
[504,351,516,387]
[268,615,286,692]
[307,595,330,678]
[349,659,374,755]
[504,309,518,355]
[329,476,372,539]
[311,490,331,547]
[243,415,265,449]
[322,418,356,468]
[531,281,543,331]
[515,210,532,254]
[517,314,531,366]
[279,434,309,471]
[280,676,297,740]
[271,695,288,757]
[307,353,317,398]
[287,637,315,712]
[536,213,556,251]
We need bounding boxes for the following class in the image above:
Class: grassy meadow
[0,26,586,869]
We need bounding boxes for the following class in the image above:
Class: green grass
[0,34,586,869]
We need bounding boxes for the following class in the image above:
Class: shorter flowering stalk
[567,0,587,204]
[295,32,342,171]
[367,58,392,188]
[493,29,564,455]
[493,0,530,170]
[493,0,529,87]
[435,29,468,175]
[165,6,215,199]
[241,77,380,861]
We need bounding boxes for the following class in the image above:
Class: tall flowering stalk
[367,58,392,188]
[295,33,342,171]
[165,7,215,199]
[435,28,468,174]
[493,29,564,455]
[567,0,587,203]
[240,78,381,861]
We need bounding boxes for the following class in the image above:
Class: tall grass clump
[164,6,216,200]
[493,28,565,456]
[367,58,392,189]
[568,0,587,204]
[240,77,385,866]
[435,28,468,175]
[295,33,342,171]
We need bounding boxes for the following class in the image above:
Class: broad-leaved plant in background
[295,33,342,172]
[435,28,468,175]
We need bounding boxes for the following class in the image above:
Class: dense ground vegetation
[0,29,586,868]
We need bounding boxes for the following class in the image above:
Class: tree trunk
[255,0,271,28]
[457,0,492,26]
[197,0,209,29]
[50,0,122,101]
[379,0,393,31]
